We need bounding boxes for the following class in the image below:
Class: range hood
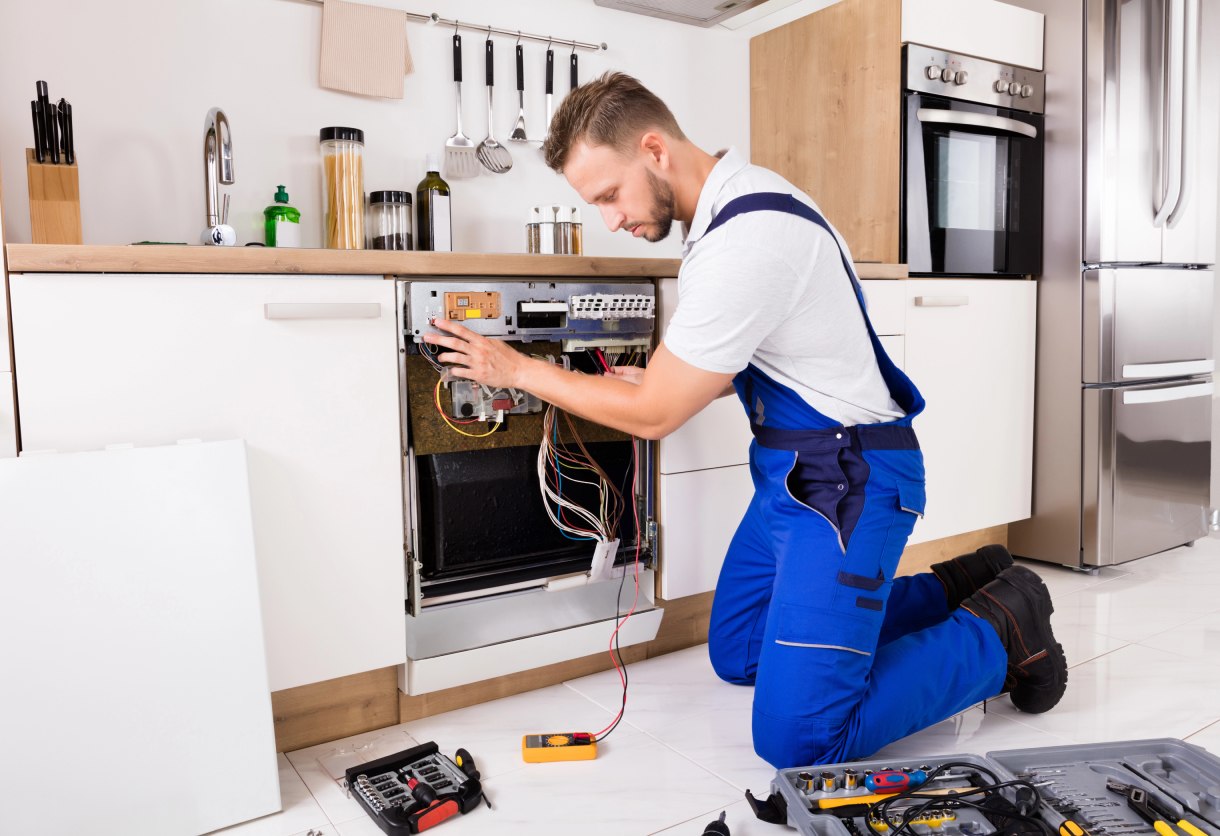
[593,0,774,27]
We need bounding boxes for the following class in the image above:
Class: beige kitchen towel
[320,0,414,99]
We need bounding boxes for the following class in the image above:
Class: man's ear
[639,131,670,170]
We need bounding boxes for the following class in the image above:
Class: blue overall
[701,193,1008,769]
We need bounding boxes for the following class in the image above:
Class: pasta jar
[319,127,365,249]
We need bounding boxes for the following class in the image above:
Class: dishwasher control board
[406,280,656,344]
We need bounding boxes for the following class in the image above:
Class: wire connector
[588,538,620,581]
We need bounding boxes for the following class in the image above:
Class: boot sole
[999,567,1068,714]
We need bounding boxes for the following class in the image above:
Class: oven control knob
[954,70,969,85]
[941,67,955,83]
[1020,83,1034,98]
[926,65,941,81]
[1008,81,1022,95]
[994,79,1009,93]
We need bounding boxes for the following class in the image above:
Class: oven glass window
[932,131,1010,233]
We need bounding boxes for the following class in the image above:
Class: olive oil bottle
[415,155,452,251]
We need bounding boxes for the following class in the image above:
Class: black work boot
[931,544,1014,609]
[960,565,1068,714]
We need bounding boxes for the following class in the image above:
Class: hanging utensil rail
[291,0,608,51]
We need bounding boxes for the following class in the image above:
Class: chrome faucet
[203,107,233,229]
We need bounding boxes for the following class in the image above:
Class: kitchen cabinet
[8,273,405,691]
[903,279,1037,544]
[655,278,1035,596]
[750,0,1043,263]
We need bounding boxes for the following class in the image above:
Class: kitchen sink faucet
[202,107,236,245]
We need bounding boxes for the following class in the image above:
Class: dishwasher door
[1083,377,1213,566]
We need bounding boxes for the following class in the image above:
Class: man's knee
[707,632,756,685]
[752,707,846,769]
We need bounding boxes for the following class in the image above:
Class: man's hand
[423,319,530,389]
[606,365,645,385]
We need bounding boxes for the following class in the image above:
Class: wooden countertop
[4,243,908,280]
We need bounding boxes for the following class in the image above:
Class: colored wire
[592,438,642,743]
[433,376,503,437]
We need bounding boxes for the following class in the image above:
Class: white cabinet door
[0,372,15,458]
[658,465,754,600]
[9,274,405,691]
[903,280,1037,544]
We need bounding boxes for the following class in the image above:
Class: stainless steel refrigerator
[1008,0,1218,568]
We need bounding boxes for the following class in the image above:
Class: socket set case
[755,739,1220,836]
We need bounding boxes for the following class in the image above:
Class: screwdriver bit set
[747,740,1220,836]
[344,741,489,834]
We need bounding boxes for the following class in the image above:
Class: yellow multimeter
[521,732,599,763]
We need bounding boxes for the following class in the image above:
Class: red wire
[592,439,642,740]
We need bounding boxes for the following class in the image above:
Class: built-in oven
[902,45,1046,276]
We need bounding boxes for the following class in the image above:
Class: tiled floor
[216,535,1220,836]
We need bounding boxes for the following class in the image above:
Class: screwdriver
[702,810,730,835]
[867,769,929,793]
[818,788,980,809]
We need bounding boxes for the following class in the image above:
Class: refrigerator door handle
[1167,0,1199,228]
[1154,0,1185,227]
[1122,359,1214,378]
[1122,380,1213,405]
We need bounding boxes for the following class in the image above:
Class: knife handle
[31,101,45,163]
[47,102,60,164]
[62,100,75,166]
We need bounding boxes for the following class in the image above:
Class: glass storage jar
[366,191,413,250]
[320,126,365,249]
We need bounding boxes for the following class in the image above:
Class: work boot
[931,544,1014,609]
[960,565,1068,714]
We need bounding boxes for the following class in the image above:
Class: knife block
[26,148,82,244]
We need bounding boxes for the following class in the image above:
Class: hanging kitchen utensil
[570,46,578,92]
[544,45,554,141]
[444,32,480,180]
[509,40,529,142]
[476,36,513,173]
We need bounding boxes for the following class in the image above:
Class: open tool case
[751,740,1220,836]
[344,741,487,834]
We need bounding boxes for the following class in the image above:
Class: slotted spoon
[444,33,480,180]
[509,43,529,143]
[476,38,513,173]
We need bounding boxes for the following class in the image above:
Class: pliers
[1105,779,1208,836]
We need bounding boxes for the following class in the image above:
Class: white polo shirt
[663,148,905,426]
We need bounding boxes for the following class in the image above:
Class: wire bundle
[537,405,626,541]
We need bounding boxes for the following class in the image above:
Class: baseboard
[269,524,1008,751]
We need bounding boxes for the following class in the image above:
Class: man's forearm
[514,356,674,439]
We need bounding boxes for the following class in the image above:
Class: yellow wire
[434,376,504,438]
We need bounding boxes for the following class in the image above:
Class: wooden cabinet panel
[751,0,902,263]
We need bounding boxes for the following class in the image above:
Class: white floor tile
[1017,559,1133,599]
[207,755,329,836]
[650,800,779,835]
[981,642,1220,743]
[1137,609,1220,660]
[1045,574,1220,644]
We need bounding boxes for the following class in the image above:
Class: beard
[637,170,677,242]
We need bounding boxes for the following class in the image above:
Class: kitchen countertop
[4,244,909,279]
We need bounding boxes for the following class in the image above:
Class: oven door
[903,92,1044,275]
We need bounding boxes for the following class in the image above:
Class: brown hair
[543,72,687,171]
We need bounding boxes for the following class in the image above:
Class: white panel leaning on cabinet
[0,169,16,458]
[7,273,406,691]
[902,0,1045,70]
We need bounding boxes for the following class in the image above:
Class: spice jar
[320,127,365,249]
[526,205,558,254]
[366,191,413,250]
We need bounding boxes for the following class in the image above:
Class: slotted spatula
[444,33,480,180]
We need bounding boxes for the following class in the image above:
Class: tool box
[747,739,1220,836]
[344,741,488,834]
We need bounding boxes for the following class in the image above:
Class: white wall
[0,0,749,257]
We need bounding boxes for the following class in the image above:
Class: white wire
[537,405,612,542]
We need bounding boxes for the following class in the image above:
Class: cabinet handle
[263,303,382,320]
[913,295,969,307]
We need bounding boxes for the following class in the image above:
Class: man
[424,72,1067,769]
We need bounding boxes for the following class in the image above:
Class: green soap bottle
[264,185,301,247]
